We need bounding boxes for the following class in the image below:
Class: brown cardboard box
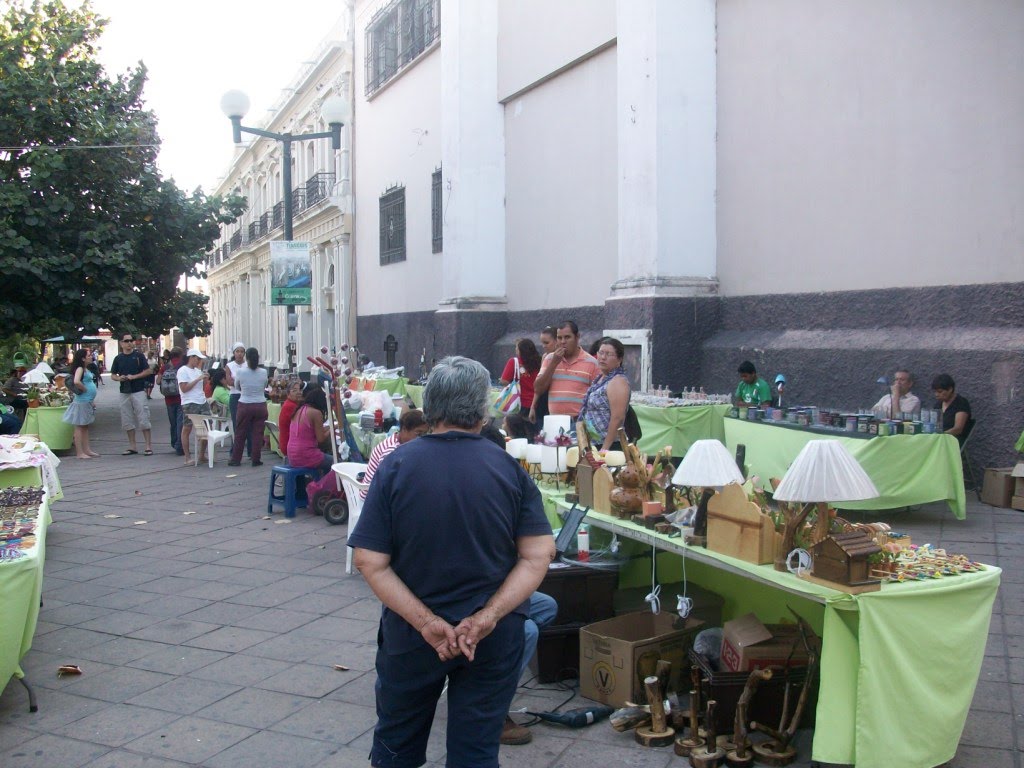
[579,612,704,708]
[720,613,810,672]
[981,468,1016,508]
[1011,495,1024,512]
[1014,475,1024,498]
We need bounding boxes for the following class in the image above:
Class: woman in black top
[931,373,973,445]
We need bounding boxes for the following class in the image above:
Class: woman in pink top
[287,386,334,472]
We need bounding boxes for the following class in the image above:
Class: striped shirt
[545,350,600,417]
[360,433,400,498]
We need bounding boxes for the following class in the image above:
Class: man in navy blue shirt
[350,356,554,768]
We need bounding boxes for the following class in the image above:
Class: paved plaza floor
[0,379,1020,767]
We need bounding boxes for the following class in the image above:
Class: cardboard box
[720,613,810,672]
[579,612,704,708]
[981,468,1016,508]
[1011,495,1024,512]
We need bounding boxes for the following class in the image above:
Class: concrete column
[612,0,718,298]
[439,0,507,310]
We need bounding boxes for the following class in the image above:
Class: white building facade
[206,25,354,371]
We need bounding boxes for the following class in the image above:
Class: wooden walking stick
[635,675,675,747]
[689,700,725,768]
[610,705,651,733]
[751,651,819,767]
[725,668,773,768]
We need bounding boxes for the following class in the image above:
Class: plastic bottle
[577,525,590,563]
[373,408,384,433]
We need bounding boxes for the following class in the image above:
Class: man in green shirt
[734,361,771,406]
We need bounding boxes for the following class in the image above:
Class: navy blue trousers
[371,613,524,768]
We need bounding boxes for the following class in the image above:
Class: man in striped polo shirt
[533,320,600,418]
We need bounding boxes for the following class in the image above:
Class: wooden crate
[707,483,779,565]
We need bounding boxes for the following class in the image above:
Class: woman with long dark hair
[286,384,334,473]
[62,348,99,458]
[499,338,542,421]
[228,347,269,467]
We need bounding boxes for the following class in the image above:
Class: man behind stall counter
[533,320,600,418]
[871,369,921,420]
[734,360,772,407]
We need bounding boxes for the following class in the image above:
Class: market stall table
[632,403,730,456]
[19,406,74,451]
[349,377,409,398]
[723,417,967,518]
[0,491,52,710]
[558,501,998,768]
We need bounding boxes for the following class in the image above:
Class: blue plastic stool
[268,465,320,518]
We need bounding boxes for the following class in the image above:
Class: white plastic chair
[186,413,232,468]
[332,461,368,575]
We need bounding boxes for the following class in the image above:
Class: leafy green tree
[0,0,245,340]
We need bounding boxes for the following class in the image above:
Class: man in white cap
[177,348,210,465]
[224,342,251,458]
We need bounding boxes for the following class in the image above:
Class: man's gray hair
[422,356,491,428]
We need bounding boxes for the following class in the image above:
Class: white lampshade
[320,94,350,125]
[1012,462,1024,478]
[220,89,251,119]
[22,369,50,385]
[773,440,879,502]
[506,438,527,459]
[525,444,543,465]
[565,446,580,468]
[603,451,626,467]
[34,362,54,375]
[543,415,571,436]
[672,439,744,487]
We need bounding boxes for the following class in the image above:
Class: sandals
[122,449,138,455]
[143,449,153,456]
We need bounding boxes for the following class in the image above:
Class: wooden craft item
[674,687,706,757]
[592,466,614,515]
[812,501,831,545]
[808,530,882,589]
[706,484,779,565]
[577,462,594,508]
[643,500,664,517]
[751,646,819,767]
[611,463,644,518]
[689,700,725,768]
[635,675,675,747]
[725,668,773,768]
[617,427,651,501]
[770,477,812,573]
[610,705,651,732]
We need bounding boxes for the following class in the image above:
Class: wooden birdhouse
[810,531,881,588]
[706,483,780,565]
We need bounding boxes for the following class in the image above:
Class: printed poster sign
[270,240,312,306]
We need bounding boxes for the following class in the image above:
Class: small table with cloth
[723,417,967,518]
[19,407,73,451]
[0,491,52,709]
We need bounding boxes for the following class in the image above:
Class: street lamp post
[219,89,349,371]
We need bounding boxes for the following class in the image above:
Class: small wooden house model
[811,531,881,587]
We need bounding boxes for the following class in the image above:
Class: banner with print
[270,241,312,306]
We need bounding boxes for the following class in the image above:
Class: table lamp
[671,439,745,539]
[21,369,50,385]
[772,440,879,568]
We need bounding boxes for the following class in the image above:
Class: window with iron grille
[365,0,440,96]
[431,168,442,253]
[380,186,406,265]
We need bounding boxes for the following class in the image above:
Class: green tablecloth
[1016,429,1024,453]
[19,406,74,451]
[351,377,408,397]
[723,418,967,518]
[266,402,388,459]
[559,503,998,768]
[1,495,51,695]
[632,403,730,456]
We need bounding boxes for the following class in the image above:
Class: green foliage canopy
[0,0,245,340]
